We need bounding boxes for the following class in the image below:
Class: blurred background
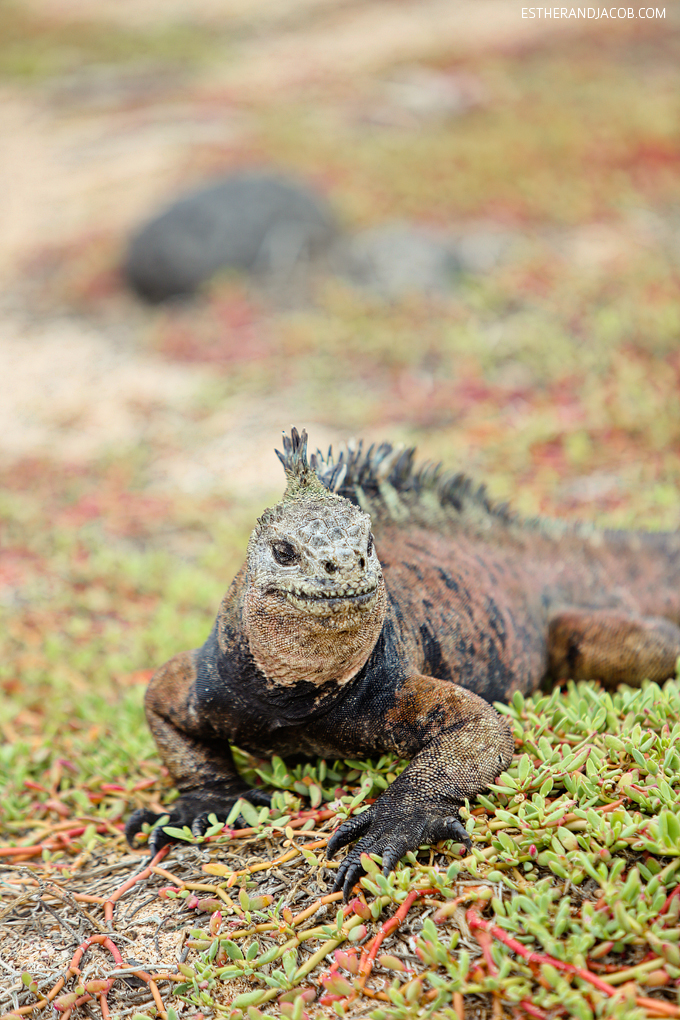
[1,0,680,751]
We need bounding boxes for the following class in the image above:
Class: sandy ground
[0,0,622,497]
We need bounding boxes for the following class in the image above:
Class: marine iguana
[126,428,680,898]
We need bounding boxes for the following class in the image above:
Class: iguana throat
[243,578,387,687]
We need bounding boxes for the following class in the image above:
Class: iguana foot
[125,786,271,857]
[326,797,470,901]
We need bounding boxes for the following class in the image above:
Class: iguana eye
[367,533,374,556]
[272,540,299,566]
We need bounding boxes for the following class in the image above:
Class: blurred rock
[454,226,514,273]
[335,223,461,299]
[334,221,514,299]
[124,171,340,302]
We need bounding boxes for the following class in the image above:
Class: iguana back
[310,437,680,700]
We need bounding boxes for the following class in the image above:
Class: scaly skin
[126,429,680,898]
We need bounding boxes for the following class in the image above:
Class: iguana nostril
[325,561,338,574]
[359,557,365,569]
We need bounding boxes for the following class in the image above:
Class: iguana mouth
[281,583,379,613]
[294,583,377,600]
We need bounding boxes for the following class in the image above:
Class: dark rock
[124,171,340,303]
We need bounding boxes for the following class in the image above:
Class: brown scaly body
[126,429,680,897]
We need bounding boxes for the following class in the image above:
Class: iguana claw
[125,787,271,857]
[327,798,470,901]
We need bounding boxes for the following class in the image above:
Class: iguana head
[242,428,387,687]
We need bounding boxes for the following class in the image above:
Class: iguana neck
[242,578,387,687]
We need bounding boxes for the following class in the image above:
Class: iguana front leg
[125,651,269,855]
[327,675,514,899]
[549,609,680,687]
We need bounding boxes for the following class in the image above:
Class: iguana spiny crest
[242,428,386,687]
